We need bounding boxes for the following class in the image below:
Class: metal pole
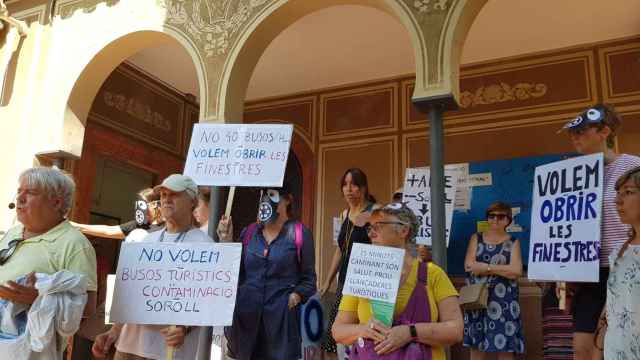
[207,186,222,242]
[429,105,447,271]
[195,186,223,360]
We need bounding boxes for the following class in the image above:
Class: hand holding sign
[343,243,405,326]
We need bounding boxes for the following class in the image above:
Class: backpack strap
[294,222,303,263]
[243,222,303,263]
[242,223,258,247]
[417,261,429,285]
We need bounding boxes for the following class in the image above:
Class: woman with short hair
[463,202,525,359]
[332,203,462,359]
[602,166,640,357]
[0,167,97,332]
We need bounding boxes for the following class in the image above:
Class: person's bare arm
[464,233,490,276]
[70,222,125,240]
[320,247,342,296]
[373,296,463,354]
[83,291,97,317]
[415,296,463,346]
[332,310,386,345]
[488,240,523,280]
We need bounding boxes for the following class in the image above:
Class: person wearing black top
[319,168,379,355]
[71,188,163,240]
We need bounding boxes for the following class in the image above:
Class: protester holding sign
[600,167,640,357]
[463,202,525,358]
[557,104,640,359]
[319,168,379,356]
[332,203,462,359]
[218,182,316,360]
[92,174,212,360]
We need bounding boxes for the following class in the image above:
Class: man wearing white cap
[92,174,213,360]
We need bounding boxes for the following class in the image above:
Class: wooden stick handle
[166,325,176,360]
[225,186,236,217]
[558,282,566,310]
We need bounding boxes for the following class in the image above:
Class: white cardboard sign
[402,165,460,245]
[184,123,293,187]
[527,153,603,282]
[342,243,405,303]
[110,242,242,326]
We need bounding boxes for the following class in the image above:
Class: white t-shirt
[115,227,213,360]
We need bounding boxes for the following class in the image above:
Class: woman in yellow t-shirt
[332,203,463,359]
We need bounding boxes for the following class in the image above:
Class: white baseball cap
[154,174,198,198]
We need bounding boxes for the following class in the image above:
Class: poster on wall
[184,123,293,187]
[402,166,460,246]
[527,153,603,282]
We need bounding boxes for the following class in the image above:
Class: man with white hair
[92,174,213,360]
[0,167,97,312]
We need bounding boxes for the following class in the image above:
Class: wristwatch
[409,324,417,339]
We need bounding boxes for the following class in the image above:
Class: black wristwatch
[409,324,417,339]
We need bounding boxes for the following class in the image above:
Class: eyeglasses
[0,238,23,266]
[616,188,640,200]
[366,221,407,234]
[487,213,510,221]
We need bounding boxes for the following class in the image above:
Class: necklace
[342,203,370,256]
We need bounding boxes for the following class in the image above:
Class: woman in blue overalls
[219,184,317,360]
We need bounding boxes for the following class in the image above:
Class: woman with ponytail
[602,166,640,357]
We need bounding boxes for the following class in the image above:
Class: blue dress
[463,234,525,354]
[226,221,317,360]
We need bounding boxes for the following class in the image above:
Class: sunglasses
[365,221,408,234]
[487,213,510,221]
[0,238,23,266]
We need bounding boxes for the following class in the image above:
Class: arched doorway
[62,31,203,359]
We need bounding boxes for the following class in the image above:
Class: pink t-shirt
[601,154,640,266]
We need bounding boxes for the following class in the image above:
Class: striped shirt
[601,154,640,266]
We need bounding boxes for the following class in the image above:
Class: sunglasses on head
[487,213,510,221]
[0,238,23,266]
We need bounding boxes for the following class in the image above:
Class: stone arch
[63,28,207,156]
[216,0,488,122]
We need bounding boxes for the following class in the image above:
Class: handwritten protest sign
[110,242,242,326]
[184,123,293,186]
[403,166,460,245]
[343,243,405,325]
[527,153,603,282]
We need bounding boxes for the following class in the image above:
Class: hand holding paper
[361,319,387,343]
